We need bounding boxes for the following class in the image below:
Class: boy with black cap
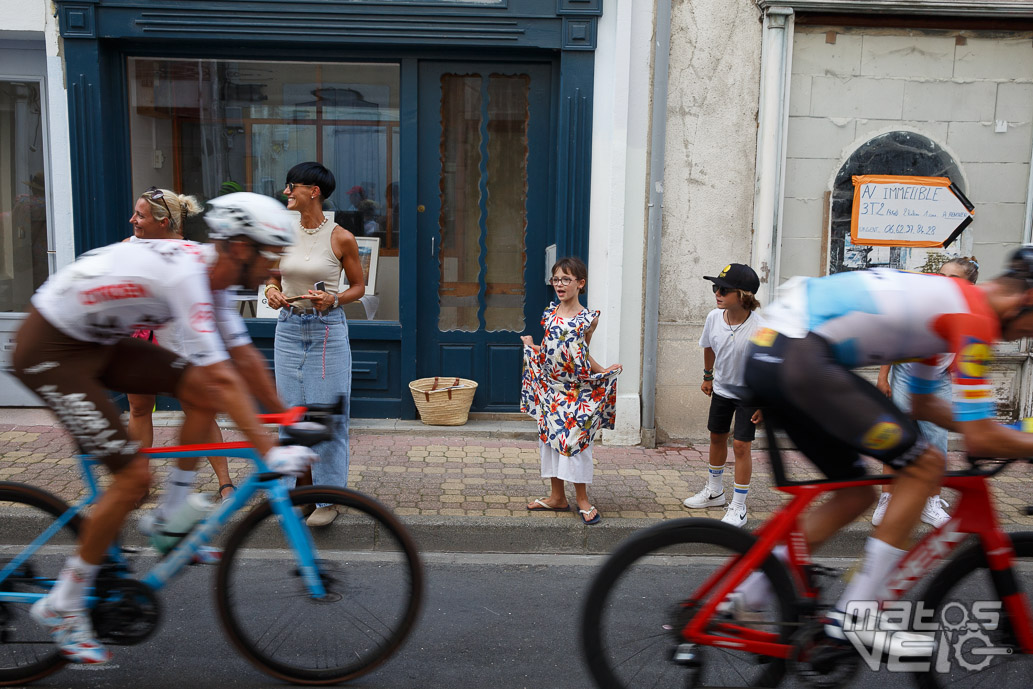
[684,263,763,527]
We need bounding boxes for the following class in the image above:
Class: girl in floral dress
[520,257,621,525]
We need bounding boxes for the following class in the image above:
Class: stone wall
[654,0,763,442]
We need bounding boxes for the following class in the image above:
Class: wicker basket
[408,377,478,426]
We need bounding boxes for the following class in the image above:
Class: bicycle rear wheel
[0,483,81,686]
[914,532,1033,689]
[215,486,423,685]
[581,519,798,689]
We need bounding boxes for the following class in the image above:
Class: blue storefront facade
[55,0,602,418]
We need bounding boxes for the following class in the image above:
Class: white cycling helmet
[204,192,295,247]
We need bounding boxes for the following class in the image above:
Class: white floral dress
[520,302,621,457]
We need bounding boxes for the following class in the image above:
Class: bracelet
[703,375,714,382]
[264,284,279,298]
[703,368,713,374]
[332,293,339,308]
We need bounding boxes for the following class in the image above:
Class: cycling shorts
[744,331,926,480]
[11,309,191,472]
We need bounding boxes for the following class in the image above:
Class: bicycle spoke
[216,487,422,684]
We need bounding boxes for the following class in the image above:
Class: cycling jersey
[32,240,251,367]
[759,268,998,422]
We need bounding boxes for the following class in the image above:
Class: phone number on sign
[859,223,940,237]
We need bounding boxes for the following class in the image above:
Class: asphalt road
[10,551,1028,689]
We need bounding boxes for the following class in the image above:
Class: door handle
[431,236,436,258]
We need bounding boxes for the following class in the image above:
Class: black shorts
[707,392,758,442]
[744,331,925,480]
[11,309,191,472]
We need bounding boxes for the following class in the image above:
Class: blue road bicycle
[0,403,423,686]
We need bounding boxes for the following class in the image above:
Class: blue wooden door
[416,61,552,412]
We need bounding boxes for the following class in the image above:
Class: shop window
[127,58,400,320]
[829,131,964,274]
[0,80,48,313]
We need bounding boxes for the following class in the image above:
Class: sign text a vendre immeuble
[850,175,975,249]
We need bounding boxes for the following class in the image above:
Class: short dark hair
[286,162,336,200]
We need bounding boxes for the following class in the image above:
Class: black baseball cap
[704,263,760,293]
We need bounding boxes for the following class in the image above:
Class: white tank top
[278,214,341,308]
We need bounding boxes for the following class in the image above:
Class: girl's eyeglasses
[145,186,172,218]
[712,285,737,296]
[286,182,312,192]
[550,277,575,286]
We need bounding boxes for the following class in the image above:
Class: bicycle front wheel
[914,532,1033,689]
[215,486,423,685]
[0,483,81,686]
[581,519,797,689]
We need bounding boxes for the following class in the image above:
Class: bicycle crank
[788,620,861,689]
[91,578,161,645]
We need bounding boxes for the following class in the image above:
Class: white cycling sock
[48,555,100,612]
[737,545,788,610]
[836,537,906,611]
[731,483,749,508]
[707,465,725,494]
[157,468,197,520]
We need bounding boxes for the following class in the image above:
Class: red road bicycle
[581,423,1033,689]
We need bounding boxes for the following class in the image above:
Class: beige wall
[784,27,1033,280]
[654,0,763,443]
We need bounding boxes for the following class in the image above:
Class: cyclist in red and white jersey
[744,248,1033,644]
[11,192,317,664]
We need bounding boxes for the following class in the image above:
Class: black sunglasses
[712,285,737,296]
[145,186,172,218]
[286,182,314,192]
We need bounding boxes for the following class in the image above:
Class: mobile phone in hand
[313,281,326,292]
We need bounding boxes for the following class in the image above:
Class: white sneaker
[920,496,950,528]
[683,485,726,509]
[30,597,111,664]
[716,591,768,624]
[871,492,890,526]
[721,503,747,528]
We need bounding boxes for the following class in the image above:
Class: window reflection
[0,80,48,313]
[127,58,400,320]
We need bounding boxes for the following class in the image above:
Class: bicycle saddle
[283,421,334,447]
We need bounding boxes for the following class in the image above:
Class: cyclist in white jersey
[11,192,317,665]
[742,248,1033,648]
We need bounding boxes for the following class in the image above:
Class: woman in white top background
[263,162,365,526]
[125,187,235,505]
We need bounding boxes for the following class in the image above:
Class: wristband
[332,293,339,308]
[703,375,714,382]
[264,284,279,298]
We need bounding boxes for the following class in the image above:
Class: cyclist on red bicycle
[11,192,317,665]
[744,247,1033,644]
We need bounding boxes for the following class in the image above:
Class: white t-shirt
[32,240,251,367]
[699,308,762,400]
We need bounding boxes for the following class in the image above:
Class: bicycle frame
[679,465,1033,660]
[0,407,330,606]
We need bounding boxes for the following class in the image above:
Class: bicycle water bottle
[150,493,215,553]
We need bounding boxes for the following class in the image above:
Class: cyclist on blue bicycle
[11,192,318,664]
[743,247,1033,646]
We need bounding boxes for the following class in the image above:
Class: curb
[4,509,1015,560]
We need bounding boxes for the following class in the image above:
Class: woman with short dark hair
[263,162,365,526]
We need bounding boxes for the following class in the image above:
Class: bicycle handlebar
[258,406,307,426]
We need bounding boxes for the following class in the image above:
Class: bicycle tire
[0,482,81,686]
[581,518,798,689]
[914,531,1033,689]
[215,486,423,685]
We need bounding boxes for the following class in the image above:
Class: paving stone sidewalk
[2,412,1032,544]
